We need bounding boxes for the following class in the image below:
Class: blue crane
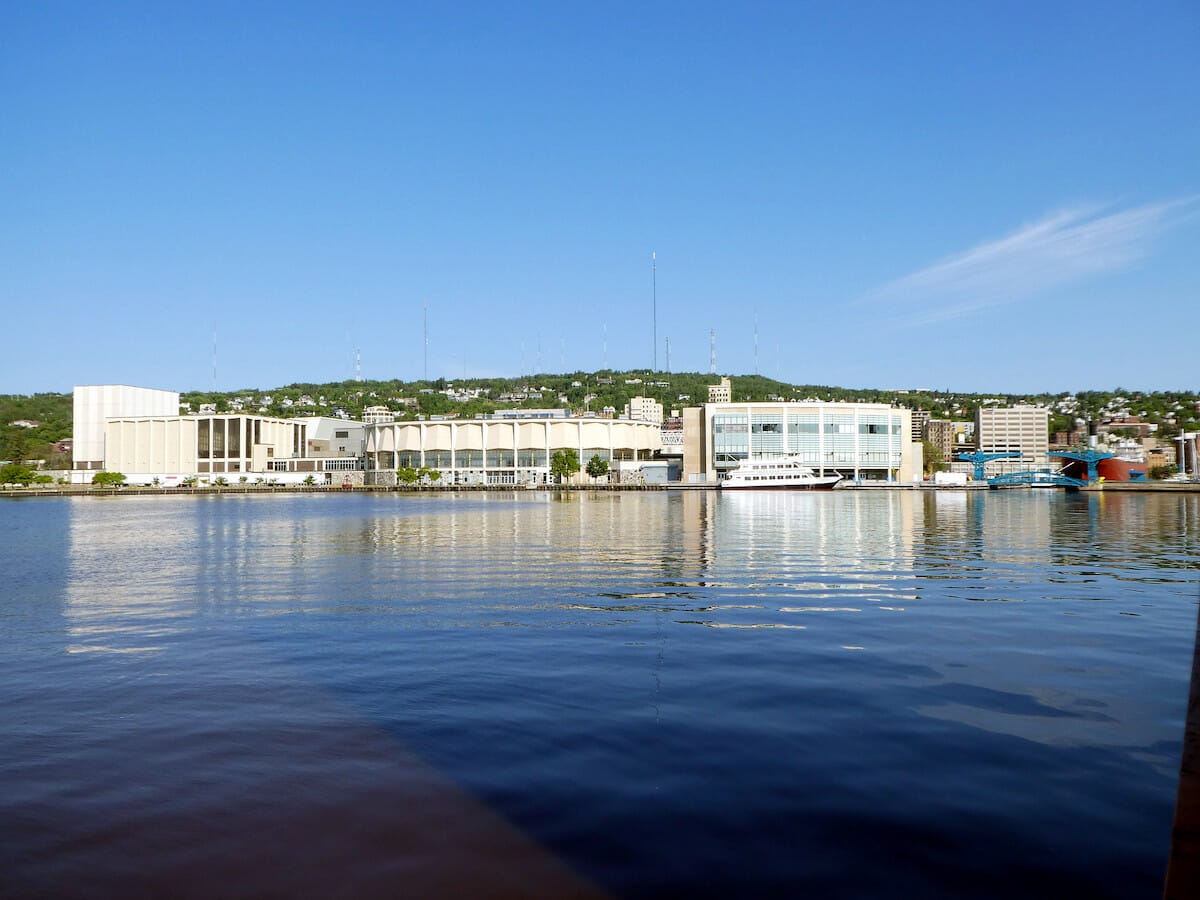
[955,450,1022,481]
[1048,449,1115,484]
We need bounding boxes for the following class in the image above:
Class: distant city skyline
[2,3,1197,396]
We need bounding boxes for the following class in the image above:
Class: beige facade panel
[395,428,423,451]
[484,422,513,447]
[549,421,578,447]
[103,415,302,477]
[579,421,611,448]
[454,424,484,450]
[105,417,199,474]
[517,423,545,448]
[426,423,455,450]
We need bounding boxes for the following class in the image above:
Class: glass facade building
[686,402,916,483]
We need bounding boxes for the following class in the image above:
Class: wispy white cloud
[862,196,1199,327]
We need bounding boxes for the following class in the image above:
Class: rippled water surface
[2,490,1198,897]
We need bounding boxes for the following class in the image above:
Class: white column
[853,408,860,482]
[817,405,825,476]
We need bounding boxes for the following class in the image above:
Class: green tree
[921,440,945,476]
[550,448,580,484]
[0,463,36,484]
[303,475,315,486]
[91,471,126,487]
[586,454,609,480]
[0,427,33,464]
[397,466,420,485]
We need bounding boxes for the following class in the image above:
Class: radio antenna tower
[423,299,429,381]
[603,322,608,369]
[651,251,657,371]
[211,326,217,391]
[709,328,716,374]
[666,336,671,376]
[355,348,362,382]
[754,312,759,375]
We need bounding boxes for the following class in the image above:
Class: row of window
[389,448,636,469]
[716,421,900,435]
[717,451,901,465]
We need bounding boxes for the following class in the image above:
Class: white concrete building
[623,396,664,425]
[100,413,310,484]
[975,405,1050,473]
[362,405,395,425]
[707,377,732,404]
[364,417,663,486]
[73,385,179,471]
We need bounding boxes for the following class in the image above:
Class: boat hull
[1058,456,1149,483]
[720,478,841,491]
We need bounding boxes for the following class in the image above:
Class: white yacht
[720,457,842,490]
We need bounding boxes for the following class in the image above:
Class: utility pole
[754,312,759,376]
[652,251,657,372]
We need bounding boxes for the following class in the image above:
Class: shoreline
[4,480,1200,498]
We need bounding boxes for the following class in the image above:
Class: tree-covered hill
[4,374,1199,464]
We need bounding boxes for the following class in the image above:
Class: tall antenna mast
[356,348,362,382]
[754,312,759,376]
[211,326,217,391]
[560,337,565,372]
[603,322,608,370]
[651,251,657,371]
[709,328,716,374]
[422,299,428,381]
[666,336,671,376]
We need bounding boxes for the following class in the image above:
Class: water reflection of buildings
[702,491,921,615]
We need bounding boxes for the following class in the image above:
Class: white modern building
[101,413,309,484]
[361,405,395,425]
[364,417,663,486]
[73,385,179,471]
[72,386,368,485]
[707,377,732,403]
[683,401,920,483]
[624,396,664,425]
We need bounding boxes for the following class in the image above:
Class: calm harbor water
[1,489,1197,898]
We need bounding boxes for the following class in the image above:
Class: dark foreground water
[1,490,1197,898]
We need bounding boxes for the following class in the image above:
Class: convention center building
[363,416,663,486]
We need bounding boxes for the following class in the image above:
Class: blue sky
[2,1,1197,395]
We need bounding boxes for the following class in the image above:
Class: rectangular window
[486,449,515,468]
[335,430,349,439]
[518,449,547,467]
